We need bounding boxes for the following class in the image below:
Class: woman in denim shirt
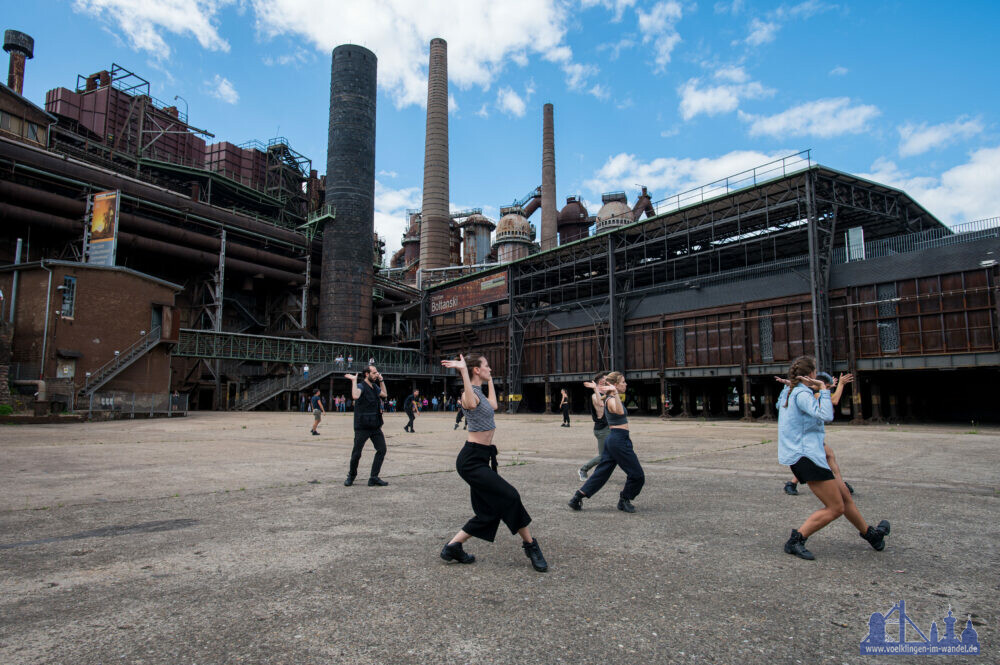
[778,356,890,560]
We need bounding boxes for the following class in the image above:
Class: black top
[310,395,323,410]
[403,394,417,413]
[354,381,383,429]
[589,396,608,430]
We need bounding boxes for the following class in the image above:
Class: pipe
[0,182,308,273]
[0,137,311,248]
[0,202,306,284]
[40,262,52,379]
[9,237,21,325]
[13,380,46,401]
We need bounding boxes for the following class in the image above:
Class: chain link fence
[86,391,189,418]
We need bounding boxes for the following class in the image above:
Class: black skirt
[790,456,835,483]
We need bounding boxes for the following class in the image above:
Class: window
[60,276,76,318]
[0,110,10,131]
[26,122,39,142]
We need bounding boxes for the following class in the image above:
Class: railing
[233,363,337,411]
[80,326,162,395]
[173,329,445,376]
[85,390,188,418]
[832,217,1000,265]
[652,150,812,216]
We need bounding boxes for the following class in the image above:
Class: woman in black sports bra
[568,371,645,513]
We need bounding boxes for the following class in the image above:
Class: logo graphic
[860,599,980,656]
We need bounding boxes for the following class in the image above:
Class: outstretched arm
[441,355,478,410]
[830,373,852,406]
[584,381,605,417]
[604,386,624,415]
[486,378,498,411]
[346,373,361,400]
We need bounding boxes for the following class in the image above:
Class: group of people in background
[299,349,890,572]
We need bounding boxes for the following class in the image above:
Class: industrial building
[1,28,997,421]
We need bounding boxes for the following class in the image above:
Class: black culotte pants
[456,442,531,542]
[578,428,645,501]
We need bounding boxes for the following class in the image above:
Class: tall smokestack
[540,103,557,250]
[320,45,377,344]
[420,38,451,271]
[3,30,34,95]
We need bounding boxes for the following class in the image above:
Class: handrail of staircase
[81,326,162,394]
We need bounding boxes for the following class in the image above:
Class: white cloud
[581,0,637,22]
[585,149,794,199]
[678,68,773,121]
[374,180,421,260]
[562,62,599,91]
[497,86,527,117]
[714,0,744,14]
[250,0,580,108]
[475,104,489,119]
[207,74,239,104]
[740,97,880,138]
[638,1,684,72]
[861,147,1000,226]
[828,65,848,76]
[897,117,984,157]
[745,19,778,46]
[377,170,398,179]
[448,94,459,114]
[589,83,611,100]
[73,0,233,58]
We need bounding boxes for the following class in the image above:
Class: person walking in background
[568,372,644,514]
[303,364,310,382]
[345,366,389,487]
[432,395,439,412]
[559,388,571,427]
[439,353,548,573]
[403,389,420,433]
[309,388,325,436]
[777,356,890,560]
[577,373,610,481]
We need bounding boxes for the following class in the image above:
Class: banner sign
[430,271,508,316]
[85,190,120,266]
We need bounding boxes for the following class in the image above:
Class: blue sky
[11,1,1000,257]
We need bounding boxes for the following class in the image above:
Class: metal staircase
[79,326,162,395]
[232,362,340,411]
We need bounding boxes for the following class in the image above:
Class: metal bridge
[174,329,443,377]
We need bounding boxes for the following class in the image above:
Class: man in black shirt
[345,365,389,487]
[402,389,419,432]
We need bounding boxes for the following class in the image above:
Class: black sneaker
[522,538,548,572]
[861,520,890,551]
[344,475,356,487]
[568,491,584,511]
[844,481,855,495]
[454,423,459,429]
[440,541,475,564]
[368,477,388,486]
[783,481,799,495]
[784,528,815,560]
[311,430,319,436]
[617,497,636,513]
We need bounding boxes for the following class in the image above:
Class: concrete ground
[0,411,996,665]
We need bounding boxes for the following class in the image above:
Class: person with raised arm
[344,365,389,487]
[577,372,610,481]
[781,372,855,496]
[439,353,548,573]
[568,371,645,513]
[778,356,890,560]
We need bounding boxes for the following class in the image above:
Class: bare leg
[798,479,845,537]
[448,530,471,545]
[517,526,533,543]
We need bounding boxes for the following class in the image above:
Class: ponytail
[783,355,816,408]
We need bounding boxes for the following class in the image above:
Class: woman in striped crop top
[568,371,645,513]
[438,353,548,573]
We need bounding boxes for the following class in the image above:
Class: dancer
[577,372,610,481]
[782,372,855,496]
[309,388,325,436]
[344,365,389,487]
[559,389,571,427]
[778,356,890,560]
[568,371,644,513]
[439,353,548,572]
[403,388,420,433]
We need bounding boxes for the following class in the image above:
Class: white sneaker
[578,468,588,481]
